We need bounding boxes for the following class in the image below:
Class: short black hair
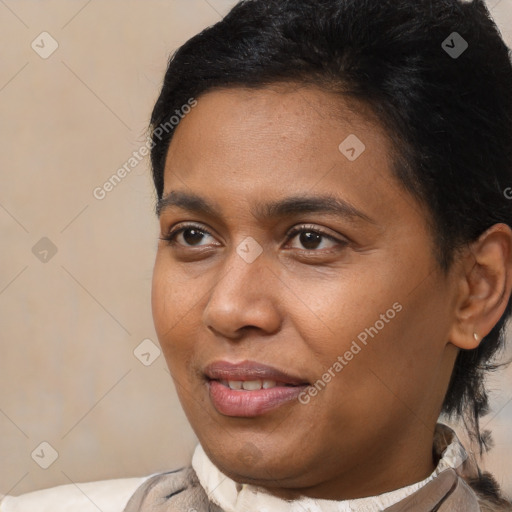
[149,0,512,476]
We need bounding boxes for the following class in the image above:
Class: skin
[151,84,512,501]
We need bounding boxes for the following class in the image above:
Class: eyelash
[159,222,346,252]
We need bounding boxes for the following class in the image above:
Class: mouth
[215,378,301,390]
[204,360,310,417]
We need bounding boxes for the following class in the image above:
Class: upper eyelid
[286,225,343,245]
[165,222,215,238]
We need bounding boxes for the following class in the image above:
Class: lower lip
[208,380,307,417]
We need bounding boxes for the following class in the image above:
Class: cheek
[295,268,442,412]
[151,255,215,390]
[318,294,447,428]
[151,257,171,335]
[152,253,195,319]
[151,256,192,355]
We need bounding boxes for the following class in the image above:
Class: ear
[449,223,512,350]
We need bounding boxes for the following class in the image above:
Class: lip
[203,360,309,385]
[204,360,310,417]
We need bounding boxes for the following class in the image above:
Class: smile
[203,360,309,417]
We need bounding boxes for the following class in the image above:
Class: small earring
[473,332,479,342]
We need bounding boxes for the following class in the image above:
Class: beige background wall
[1,0,511,498]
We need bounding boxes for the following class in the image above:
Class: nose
[202,246,282,340]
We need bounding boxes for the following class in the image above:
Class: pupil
[300,231,321,249]
[184,228,204,245]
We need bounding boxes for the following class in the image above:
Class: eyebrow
[156,190,375,224]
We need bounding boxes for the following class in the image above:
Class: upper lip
[204,360,309,385]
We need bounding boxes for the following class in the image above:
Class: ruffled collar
[191,423,472,512]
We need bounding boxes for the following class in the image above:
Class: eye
[160,222,347,252]
[160,223,217,247]
[285,224,347,252]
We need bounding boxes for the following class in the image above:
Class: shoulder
[0,475,152,512]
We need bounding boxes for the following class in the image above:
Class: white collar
[191,423,468,512]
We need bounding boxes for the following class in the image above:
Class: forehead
[163,84,394,192]
[172,84,380,145]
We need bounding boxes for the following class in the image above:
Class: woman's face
[151,85,461,499]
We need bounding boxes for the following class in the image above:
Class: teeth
[219,379,281,390]
[242,380,262,390]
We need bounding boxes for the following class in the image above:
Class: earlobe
[448,223,512,351]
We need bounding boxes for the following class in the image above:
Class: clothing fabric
[122,422,505,511]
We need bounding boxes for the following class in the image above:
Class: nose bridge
[212,238,270,305]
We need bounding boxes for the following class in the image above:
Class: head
[149,0,512,500]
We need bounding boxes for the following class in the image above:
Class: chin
[201,439,310,488]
